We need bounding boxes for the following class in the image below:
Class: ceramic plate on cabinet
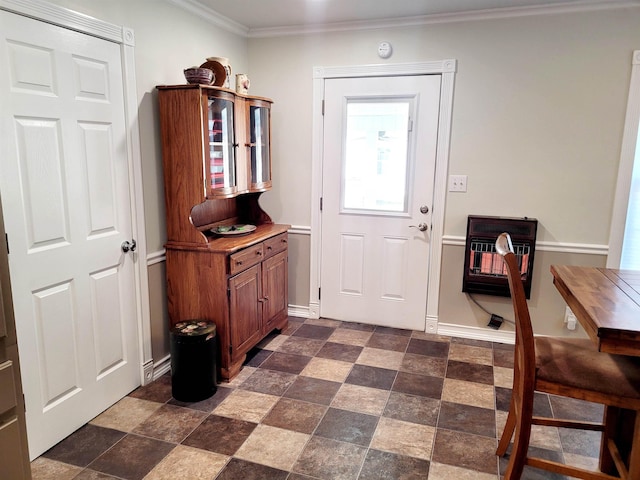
[213,224,256,236]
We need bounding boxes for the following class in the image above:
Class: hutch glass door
[208,94,236,196]
[249,103,271,190]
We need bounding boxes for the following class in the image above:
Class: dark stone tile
[548,396,604,423]
[88,434,174,480]
[259,351,311,374]
[392,372,443,399]
[239,368,298,396]
[316,341,363,363]
[493,346,515,368]
[374,326,413,337]
[277,336,326,356]
[400,353,446,378]
[314,407,378,446]
[494,388,553,417]
[132,404,207,443]
[499,444,569,479]
[293,435,367,479]
[437,401,496,438]
[245,347,273,367]
[406,338,449,358]
[283,376,342,405]
[262,397,327,434]
[182,414,256,455]
[495,386,512,412]
[216,458,288,480]
[431,429,497,475]
[559,427,602,458]
[345,364,397,390]
[358,449,430,479]
[169,385,233,412]
[292,323,335,340]
[42,424,126,468]
[340,322,377,332]
[383,392,440,426]
[366,332,410,352]
[128,374,173,403]
[446,360,494,385]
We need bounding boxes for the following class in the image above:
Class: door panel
[320,75,441,330]
[229,265,262,359]
[0,10,139,458]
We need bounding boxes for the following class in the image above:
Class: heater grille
[462,216,538,298]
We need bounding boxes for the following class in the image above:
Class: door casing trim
[0,0,152,383]
[310,60,457,332]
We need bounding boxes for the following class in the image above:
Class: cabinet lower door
[262,251,288,334]
[228,264,263,360]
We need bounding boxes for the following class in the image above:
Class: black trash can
[170,320,217,402]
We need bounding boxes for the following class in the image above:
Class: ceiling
[190,0,636,33]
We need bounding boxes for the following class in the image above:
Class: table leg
[600,406,619,475]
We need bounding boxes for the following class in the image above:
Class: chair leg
[497,396,517,456]
[503,418,532,480]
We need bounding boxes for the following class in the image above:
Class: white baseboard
[288,304,312,318]
[152,354,171,381]
[437,322,515,345]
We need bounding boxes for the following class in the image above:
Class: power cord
[467,293,515,329]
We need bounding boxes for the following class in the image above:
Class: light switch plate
[448,175,468,192]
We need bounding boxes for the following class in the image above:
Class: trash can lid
[171,320,216,337]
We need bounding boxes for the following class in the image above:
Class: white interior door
[0,10,140,458]
[320,75,441,330]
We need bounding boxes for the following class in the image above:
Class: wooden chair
[495,232,640,480]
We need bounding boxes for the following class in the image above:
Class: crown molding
[247,0,640,37]
[166,0,249,37]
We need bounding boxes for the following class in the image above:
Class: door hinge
[5,233,8,254]
[318,287,321,300]
[322,99,325,116]
[408,118,413,132]
[229,345,232,355]
[320,197,323,211]
[227,287,231,298]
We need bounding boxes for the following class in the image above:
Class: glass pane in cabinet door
[208,96,236,192]
[250,105,270,186]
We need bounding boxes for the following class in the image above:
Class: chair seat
[535,336,640,402]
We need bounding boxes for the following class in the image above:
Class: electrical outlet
[448,175,468,192]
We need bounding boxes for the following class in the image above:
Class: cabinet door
[228,264,263,360]
[206,91,239,198]
[262,250,288,334]
[246,100,272,192]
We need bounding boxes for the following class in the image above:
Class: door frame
[310,60,457,333]
[0,0,153,382]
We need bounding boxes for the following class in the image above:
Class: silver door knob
[409,223,428,232]
[121,239,137,253]
[420,205,429,214]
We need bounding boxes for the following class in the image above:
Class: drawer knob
[236,260,243,265]
[267,246,273,250]
[256,251,262,256]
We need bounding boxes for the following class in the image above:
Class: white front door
[320,75,441,330]
[0,10,140,458]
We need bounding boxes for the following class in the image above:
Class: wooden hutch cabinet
[157,84,289,381]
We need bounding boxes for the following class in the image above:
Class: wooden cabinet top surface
[156,83,273,104]
[166,223,290,254]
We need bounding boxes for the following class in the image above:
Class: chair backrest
[495,233,536,391]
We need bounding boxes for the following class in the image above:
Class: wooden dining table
[550,264,640,478]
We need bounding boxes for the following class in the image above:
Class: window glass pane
[343,100,410,213]
[621,143,640,269]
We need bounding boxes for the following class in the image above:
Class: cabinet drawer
[0,361,16,416]
[264,233,288,259]
[230,244,264,275]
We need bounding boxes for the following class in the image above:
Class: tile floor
[30,316,603,480]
